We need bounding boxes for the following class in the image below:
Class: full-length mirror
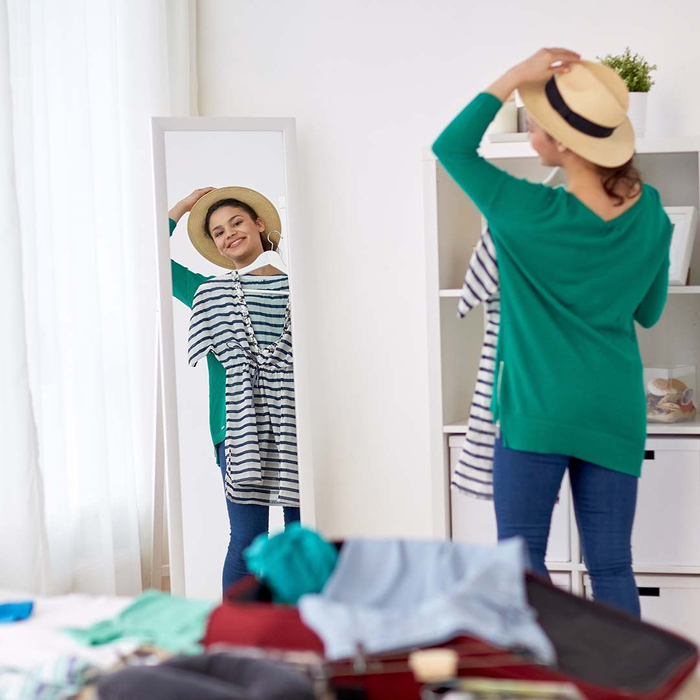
[151,118,312,599]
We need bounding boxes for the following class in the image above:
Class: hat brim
[518,78,635,169]
[187,186,282,270]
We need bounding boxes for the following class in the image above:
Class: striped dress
[453,180,566,499]
[188,273,299,507]
[453,228,500,500]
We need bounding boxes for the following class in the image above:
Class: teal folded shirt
[245,524,338,605]
[66,589,215,655]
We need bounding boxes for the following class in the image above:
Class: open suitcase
[204,571,698,700]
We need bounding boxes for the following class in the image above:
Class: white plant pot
[628,92,648,138]
[487,100,518,135]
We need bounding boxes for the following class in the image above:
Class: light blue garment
[298,537,555,664]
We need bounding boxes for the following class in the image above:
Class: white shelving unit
[424,136,700,646]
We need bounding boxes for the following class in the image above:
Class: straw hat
[518,61,635,168]
[187,186,282,270]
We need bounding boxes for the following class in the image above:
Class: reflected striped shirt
[188,273,298,507]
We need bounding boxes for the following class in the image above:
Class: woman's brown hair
[596,158,643,207]
[542,130,643,206]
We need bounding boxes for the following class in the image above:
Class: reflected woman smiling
[168,186,300,594]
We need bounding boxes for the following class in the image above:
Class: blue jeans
[217,442,300,594]
[493,439,640,618]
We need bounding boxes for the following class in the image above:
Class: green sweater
[433,93,672,477]
[170,219,227,447]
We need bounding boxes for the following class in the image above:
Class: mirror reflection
[164,130,299,599]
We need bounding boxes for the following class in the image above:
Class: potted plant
[598,48,657,137]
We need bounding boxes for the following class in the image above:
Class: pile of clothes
[1,528,549,699]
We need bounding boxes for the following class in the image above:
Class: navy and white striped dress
[453,178,564,499]
[188,273,299,507]
[453,228,500,500]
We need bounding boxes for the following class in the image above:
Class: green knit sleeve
[169,218,209,309]
[432,93,556,228]
[635,254,669,329]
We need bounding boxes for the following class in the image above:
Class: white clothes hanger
[234,231,289,296]
[542,166,561,186]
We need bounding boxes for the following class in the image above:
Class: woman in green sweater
[433,48,672,617]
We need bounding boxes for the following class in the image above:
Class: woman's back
[508,184,668,331]
[569,181,642,223]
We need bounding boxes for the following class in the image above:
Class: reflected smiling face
[208,206,266,268]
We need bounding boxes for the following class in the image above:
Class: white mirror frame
[150,117,316,596]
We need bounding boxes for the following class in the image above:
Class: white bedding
[0,589,135,672]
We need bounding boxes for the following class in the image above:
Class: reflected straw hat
[518,60,635,168]
[187,186,282,270]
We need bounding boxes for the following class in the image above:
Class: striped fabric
[188,273,298,507]
[239,275,289,346]
[0,656,99,699]
[454,228,500,500]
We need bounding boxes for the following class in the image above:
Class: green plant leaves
[597,47,657,93]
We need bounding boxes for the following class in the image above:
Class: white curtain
[1,0,197,596]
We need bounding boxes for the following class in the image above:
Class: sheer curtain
[1,0,197,596]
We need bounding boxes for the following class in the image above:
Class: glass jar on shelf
[645,366,697,423]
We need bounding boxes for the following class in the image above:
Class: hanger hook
[266,230,281,251]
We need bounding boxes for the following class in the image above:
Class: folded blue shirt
[0,601,33,623]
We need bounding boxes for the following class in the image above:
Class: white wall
[197,0,700,539]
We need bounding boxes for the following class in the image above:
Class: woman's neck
[562,157,642,220]
[563,158,603,197]
[563,155,639,202]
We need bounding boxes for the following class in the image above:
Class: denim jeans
[493,439,640,618]
[217,442,300,594]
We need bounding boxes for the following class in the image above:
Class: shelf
[632,565,700,575]
[543,564,700,575]
[647,419,700,435]
[546,564,587,573]
[425,137,700,165]
[440,287,700,298]
[669,286,700,294]
[486,133,528,143]
[475,135,700,161]
[445,419,700,436]
[478,140,535,160]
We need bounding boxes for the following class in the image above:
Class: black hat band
[545,77,616,139]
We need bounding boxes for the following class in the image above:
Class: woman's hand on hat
[180,187,217,212]
[169,187,216,224]
[487,48,581,103]
[511,48,582,84]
